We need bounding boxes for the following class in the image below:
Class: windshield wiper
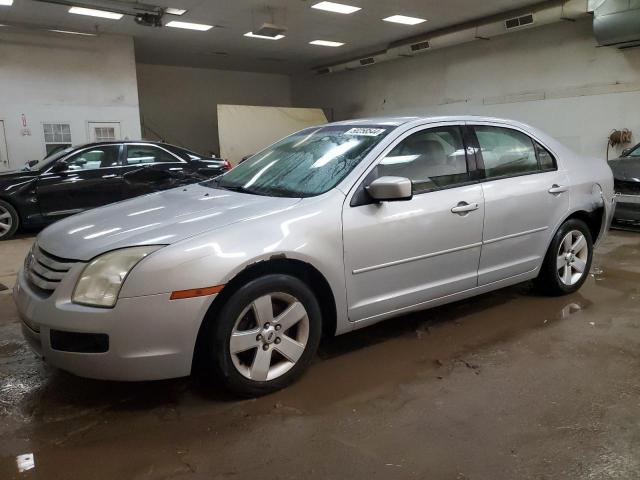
[218,184,263,196]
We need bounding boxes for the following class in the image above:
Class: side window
[125,145,178,165]
[535,141,556,171]
[63,146,121,171]
[378,126,470,192]
[474,126,538,178]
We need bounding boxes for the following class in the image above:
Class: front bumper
[14,266,216,381]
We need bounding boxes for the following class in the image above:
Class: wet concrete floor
[1,231,639,479]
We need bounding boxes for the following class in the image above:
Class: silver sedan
[14,116,615,396]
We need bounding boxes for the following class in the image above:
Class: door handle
[102,174,117,179]
[548,184,568,194]
[451,202,479,215]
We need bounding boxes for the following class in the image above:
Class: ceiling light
[68,7,123,20]
[49,29,97,36]
[311,1,360,14]
[166,20,213,31]
[165,8,187,16]
[244,31,285,40]
[0,0,13,6]
[383,15,426,25]
[310,40,344,47]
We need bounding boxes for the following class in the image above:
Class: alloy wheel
[556,230,589,286]
[0,205,12,237]
[229,292,309,382]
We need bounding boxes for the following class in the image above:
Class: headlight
[72,246,162,308]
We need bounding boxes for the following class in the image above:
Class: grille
[615,180,640,195]
[26,245,78,294]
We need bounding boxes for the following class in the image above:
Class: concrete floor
[1,231,639,479]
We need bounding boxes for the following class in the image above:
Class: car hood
[609,158,640,181]
[38,184,302,261]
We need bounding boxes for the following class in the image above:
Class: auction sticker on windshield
[344,128,386,137]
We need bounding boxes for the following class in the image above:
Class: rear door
[121,143,190,198]
[36,144,125,218]
[469,123,570,285]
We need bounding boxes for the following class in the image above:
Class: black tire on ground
[536,218,593,296]
[202,274,322,397]
[0,199,19,241]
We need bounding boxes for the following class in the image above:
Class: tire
[203,274,322,397]
[0,199,19,241]
[536,219,593,296]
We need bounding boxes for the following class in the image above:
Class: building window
[43,123,72,155]
[94,127,116,142]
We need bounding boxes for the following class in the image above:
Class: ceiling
[0,0,552,73]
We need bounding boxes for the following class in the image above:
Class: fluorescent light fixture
[50,29,97,36]
[165,7,187,15]
[166,20,213,31]
[310,39,344,47]
[244,31,285,40]
[68,7,123,20]
[383,15,426,25]
[311,1,360,14]
[0,0,14,6]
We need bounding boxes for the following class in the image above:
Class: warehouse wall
[292,18,640,160]
[0,30,141,171]
[136,64,292,156]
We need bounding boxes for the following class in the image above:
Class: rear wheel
[0,200,19,241]
[203,274,322,396]
[536,219,593,296]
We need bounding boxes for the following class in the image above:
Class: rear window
[474,126,538,178]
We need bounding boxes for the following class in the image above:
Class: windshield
[207,125,391,197]
[625,144,640,158]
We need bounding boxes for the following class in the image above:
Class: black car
[609,142,640,228]
[0,141,231,240]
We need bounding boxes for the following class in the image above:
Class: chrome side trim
[482,226,548,246]
[352,242,483,275]
[352,226,548,275]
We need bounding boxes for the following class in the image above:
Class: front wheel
[204,274,322,397]
[536,219,593,296]
[0,200,19,241]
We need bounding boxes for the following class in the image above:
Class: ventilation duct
[314,0,588,74]
[593,0,640,48]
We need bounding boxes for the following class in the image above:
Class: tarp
[217,105,327,165]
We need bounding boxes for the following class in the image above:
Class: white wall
[136,64,292,156]
[292,18,640,160]
[0,30,141,170]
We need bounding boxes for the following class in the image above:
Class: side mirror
[50,161,68,173]
[366,176,413,202]
[621,148,631,157]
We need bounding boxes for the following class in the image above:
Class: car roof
[329,115,533,128]
[72,140,183,149]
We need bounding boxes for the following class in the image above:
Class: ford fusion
[15,117,615,396]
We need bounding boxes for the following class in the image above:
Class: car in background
[14,116,615,396]
[609,142,640,228]
[0,141,231,240]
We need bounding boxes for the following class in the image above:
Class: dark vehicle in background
[0,141,231,240]
[610,142,640,228]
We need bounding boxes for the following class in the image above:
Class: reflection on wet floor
[1,232,640,479]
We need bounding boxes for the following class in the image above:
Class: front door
[469,124,570,285]
[343,124,485,323]
[88,122,121,143]
[36,144,125,218]
[0,121,9,172]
